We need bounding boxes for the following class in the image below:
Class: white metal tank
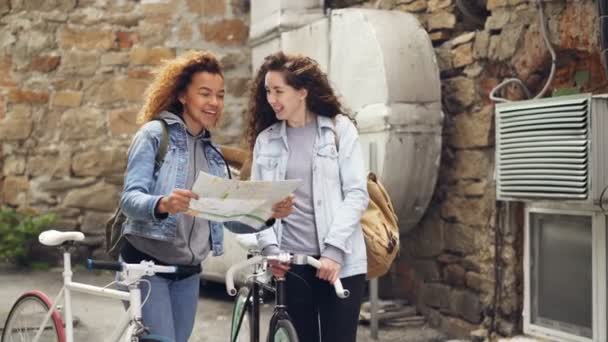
[329,9,443,233]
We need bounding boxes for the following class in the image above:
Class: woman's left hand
[271,194,294,219]
[317,257,341,284]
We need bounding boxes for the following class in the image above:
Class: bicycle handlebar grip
[86,258,123,271]
[332,281,350,299]
[305,256,350,299]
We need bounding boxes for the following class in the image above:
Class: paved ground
[0,267,446,342]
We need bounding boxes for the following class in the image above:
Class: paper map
[187,171,302,228]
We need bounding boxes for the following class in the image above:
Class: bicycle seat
[39,230,85,246]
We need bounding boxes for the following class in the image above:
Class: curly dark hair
[245,51,351,149]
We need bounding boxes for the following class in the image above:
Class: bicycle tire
[1,290,65,342]
[230,286,251,342]
[270,319,299,342]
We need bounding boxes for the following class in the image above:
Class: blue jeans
[138,273,200,342]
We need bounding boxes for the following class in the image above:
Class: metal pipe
[66,282,130,301]
[63,251,74,342]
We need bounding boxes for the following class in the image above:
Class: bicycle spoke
[2,294,62,342]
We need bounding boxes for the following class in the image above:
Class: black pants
[284,264,366,342]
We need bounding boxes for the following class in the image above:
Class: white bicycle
[1,230,188,342]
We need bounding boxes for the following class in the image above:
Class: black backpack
[105,119,169,259]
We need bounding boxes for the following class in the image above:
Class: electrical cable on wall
[599,185,608,212]
[489,0,557,103]
[489,201,504,337]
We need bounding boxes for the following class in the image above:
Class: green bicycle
[226,252,350,342]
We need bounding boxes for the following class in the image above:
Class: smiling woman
[179,72,225,135]
[115,50,293,342]
[245,51,369,342]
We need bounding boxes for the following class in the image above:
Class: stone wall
[2,0,606,339]
[0,0,251,257]
[346,0,606,339]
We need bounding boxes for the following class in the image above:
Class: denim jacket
[254,115,369,278]
[120,111,260,257]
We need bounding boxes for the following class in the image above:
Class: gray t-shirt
[264,119,345,265]
[128,125,211,266]
[281,121,320,255]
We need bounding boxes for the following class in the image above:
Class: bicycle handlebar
[86,259,123,271]
[86,259,181,275]
[225,254,350,299]
[226,255,263,296]
[304,256,350,299]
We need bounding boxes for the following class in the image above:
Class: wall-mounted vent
[496,94,608,206]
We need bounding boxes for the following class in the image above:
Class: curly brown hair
[245,51,350,149]
[137,50,223,124]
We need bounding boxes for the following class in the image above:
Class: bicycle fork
[249,281,261,342]
[267,278,292,342]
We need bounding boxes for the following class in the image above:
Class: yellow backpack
[360,172,399,278]
[331,117,399,278]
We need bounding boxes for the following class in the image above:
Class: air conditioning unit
[495,94,608,207]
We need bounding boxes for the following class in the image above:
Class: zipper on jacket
[188,138,197,265]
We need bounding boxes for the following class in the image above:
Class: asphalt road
[0,267,445,342]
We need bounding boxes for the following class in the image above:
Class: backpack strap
[106,118,169,259]
[153,119,169,171]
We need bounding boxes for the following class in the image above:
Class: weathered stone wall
[337,0,606,339]
[0,0,250,257]
[2,0,605,339]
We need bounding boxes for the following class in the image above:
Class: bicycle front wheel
[1,291,65,342]
[230,287,251,342]
[270,319,298,342]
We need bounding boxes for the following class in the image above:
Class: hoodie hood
[158,110,185,126]
[158,110,211,140]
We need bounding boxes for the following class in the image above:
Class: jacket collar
[266,114,336,141]
[316,115,335,137]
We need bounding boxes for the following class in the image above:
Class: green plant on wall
[0,207,56,266]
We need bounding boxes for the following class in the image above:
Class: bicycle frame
[232,266,292,342]
[31,249,183,342]
[248,276,262,341]
[5,230,186,342]
[232,255,267,342]
[266,277,294,341]
[227,253,350,342]
[31,248,139,342]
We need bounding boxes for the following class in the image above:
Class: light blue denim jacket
[121,111,262,257]
[254,115,369,278]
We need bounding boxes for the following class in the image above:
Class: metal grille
[496,95,590,200]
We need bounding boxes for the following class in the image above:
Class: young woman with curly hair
[119,51,293,342]
[246,51,369,342]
